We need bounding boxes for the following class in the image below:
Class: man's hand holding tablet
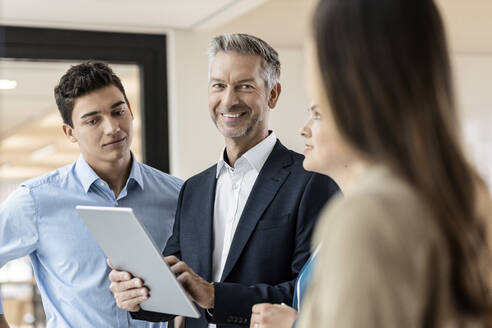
[108,256,215,311]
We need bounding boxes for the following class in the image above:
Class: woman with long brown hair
[297,0,492,326]
[250,0,492,327]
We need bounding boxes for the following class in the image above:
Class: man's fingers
[174,316,186,328]
[165,255,180,266]
[110,278,144,293]
[118,295,148,312]
[106,258,114,269]
[250,312,266,327]
[252,303,270,314]
[170,260,190,277]
[250,303,274,327]
[114,286,149,302]
[109,269,133,283]
[249,313,257,328]
[176,271,192,287]
[114,287,149,304]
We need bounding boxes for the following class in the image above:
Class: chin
[219,127,248,138]
[302,159,314,172]
[302,158,325,175]
[106,149,130,160]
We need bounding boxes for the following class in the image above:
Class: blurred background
[0,0,491,327]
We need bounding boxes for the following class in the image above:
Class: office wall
[453,54,492,188]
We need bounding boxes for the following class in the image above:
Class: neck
[324,158,369,191]
[224,130,269,167]
[86,152,132,198]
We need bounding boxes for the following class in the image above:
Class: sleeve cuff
[0,296,4,314]
[130,309,175,322]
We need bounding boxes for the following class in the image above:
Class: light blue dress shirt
[0,155,182,327]
[291,246,320,328]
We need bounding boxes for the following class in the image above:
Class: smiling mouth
[221,112,246,118]
[103,137,126,147]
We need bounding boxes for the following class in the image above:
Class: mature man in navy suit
[109,34,340,328]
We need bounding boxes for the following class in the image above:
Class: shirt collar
[128,154,144,191]
[75,153,144,193]
[216,131,277,178]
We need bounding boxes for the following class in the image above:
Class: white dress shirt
[212,132,277,283]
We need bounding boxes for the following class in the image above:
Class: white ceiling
[2,0,491,52]
[0,0,269,31]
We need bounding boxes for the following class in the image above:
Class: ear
[62,124,78,143]
[268,83,282,109]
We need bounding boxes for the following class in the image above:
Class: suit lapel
[193,167,217,281]
[219,141,292,281]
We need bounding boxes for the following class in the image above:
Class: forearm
[210,280,295,326]
[0,314,9,328]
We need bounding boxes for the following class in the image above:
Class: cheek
[248,96,268,116]
[208,93,220,110]
[312,133,328,160]
[125,120,133,136]
[85,130,100,143]
[311,123,337,160]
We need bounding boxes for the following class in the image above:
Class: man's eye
[86,119,98,125]
[114,109,125,116]
[239,84,253,89]
[212,83,225,88]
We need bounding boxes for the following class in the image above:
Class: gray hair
[207,33,281,90]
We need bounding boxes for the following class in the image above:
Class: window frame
[0,25,170,172]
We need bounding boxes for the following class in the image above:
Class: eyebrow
[236,78,256,84]
[209,77,224,83]
[209,77,256,84]
[111,101,126,109]
[309,104,319,112]
[79,101,126,119]
[80,111,100,119]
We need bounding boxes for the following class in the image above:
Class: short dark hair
[54,61,128,127]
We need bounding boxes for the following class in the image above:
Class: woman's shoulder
[314,164,444,256]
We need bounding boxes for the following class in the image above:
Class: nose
[222,87,239,108]
[104,117,120,135]
[299,118,312,138]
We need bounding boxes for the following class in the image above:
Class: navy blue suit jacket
[132,140,340,327]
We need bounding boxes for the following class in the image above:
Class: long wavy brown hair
[313,0,492,318]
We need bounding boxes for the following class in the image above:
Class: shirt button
[99,182,104,187]
[115,201,119,206]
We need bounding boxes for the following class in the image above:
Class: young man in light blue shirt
[0,61,181,328]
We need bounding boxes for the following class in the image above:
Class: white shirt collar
[216,131,277,178]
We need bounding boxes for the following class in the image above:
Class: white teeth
[222,113,242,118]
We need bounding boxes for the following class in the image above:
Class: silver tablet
[76,205,200,318]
